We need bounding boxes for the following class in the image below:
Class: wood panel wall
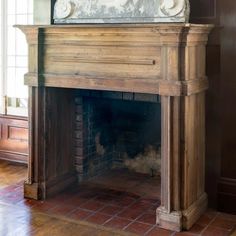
[190,0,221,209]
[218,0,236,214]
[0,115,28,164]
[190,0,236,213]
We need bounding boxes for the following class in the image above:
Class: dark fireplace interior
[74,90,161,196]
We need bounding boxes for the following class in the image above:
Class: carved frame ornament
[54,0,190,24]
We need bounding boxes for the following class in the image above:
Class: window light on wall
[0,0,33,116]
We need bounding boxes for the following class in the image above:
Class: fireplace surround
[17,23,212,231]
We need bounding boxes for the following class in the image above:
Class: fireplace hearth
[18,23,212,231]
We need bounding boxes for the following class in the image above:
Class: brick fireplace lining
[74,90,161,181]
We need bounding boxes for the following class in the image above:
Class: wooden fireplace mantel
[18,24,212,96]
[17,23,213,232]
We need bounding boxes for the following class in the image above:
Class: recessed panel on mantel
[43,26,162,81]
[44,45,161,80]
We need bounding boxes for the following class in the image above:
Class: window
[0,0,33,116]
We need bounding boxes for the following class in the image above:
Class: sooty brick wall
[74,90,161,181]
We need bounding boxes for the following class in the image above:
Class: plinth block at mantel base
[157,193,208,231]
[17,23,213,231]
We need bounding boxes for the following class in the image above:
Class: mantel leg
[24,87,44,200]
[157,96,182,232]
[157,94,207,231]
[24,87,77,200]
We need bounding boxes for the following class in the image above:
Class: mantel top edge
[15,23,214,30]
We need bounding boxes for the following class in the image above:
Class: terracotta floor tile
[80,200,105,211]
[68,208,93,220]
[218,213,236,222]
[196,215,212,227]
[48,204,77,215]
[112,196,137,207]
[86,212,111,225]
[66,196,89,206]
[174,232,198,236]
[196,210,218,227]
[45,194,71,204]
[139,197,160,205]
[136,213,156,225]
[187,223,205,234]
[131,200,152,211]
[147,227,174,236]
[99,205,124,215]
[118,209,144,220]
[102,189,125,197]
[210,216,236,231]
[76,187,103,199]
[202,226,232,236]
[122,192,141,199]
[125,221,153,235]
[95,194,115,203]
[104,217,132,230]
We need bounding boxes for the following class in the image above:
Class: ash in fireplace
[124,145,161,177]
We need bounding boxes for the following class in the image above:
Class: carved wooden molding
[53,0,190,23]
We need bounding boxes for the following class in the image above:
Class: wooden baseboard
[0,151,28,164]
[218,178,236,214]
[0,115,28,164]
[182,193,208,229]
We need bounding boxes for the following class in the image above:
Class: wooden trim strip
[218,177,236,195]
[25,73,208,96]
[49,56,156,66]
[182,193,208,229]
[0,150,28,164]
[183,78,209,95]
[218,177,236,213]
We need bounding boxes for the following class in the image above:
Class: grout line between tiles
[200,212,220,236]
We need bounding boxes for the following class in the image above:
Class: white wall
[33,0,52,24]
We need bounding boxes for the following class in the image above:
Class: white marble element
[54,0,190,24]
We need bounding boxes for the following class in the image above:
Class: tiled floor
[85,169,161,199]
[0,160,236,236]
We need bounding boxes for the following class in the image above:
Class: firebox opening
[75,90,161,198]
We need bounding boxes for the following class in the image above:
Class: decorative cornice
[53,0,190,24]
